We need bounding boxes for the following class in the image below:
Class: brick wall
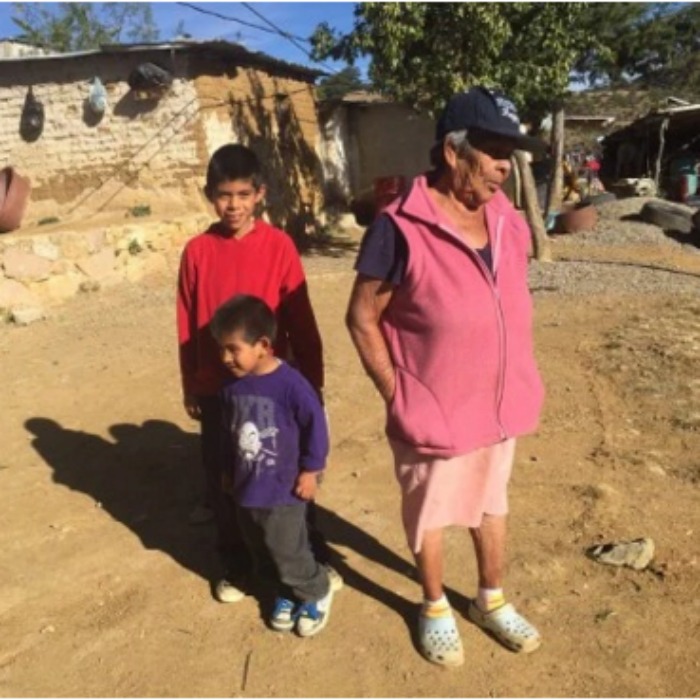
[192,61,324,232]
[0,50,323,232]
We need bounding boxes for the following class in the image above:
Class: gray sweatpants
[236,503,329,602]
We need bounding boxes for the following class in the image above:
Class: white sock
[477,587,505,612]
[422,594,450,616]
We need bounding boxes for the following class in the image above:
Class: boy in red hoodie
[177,144,336,602]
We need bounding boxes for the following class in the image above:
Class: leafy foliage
[311,3,588,119]
[311,3,700,117]
[573,3,700,93]
[641,5,700,96]
[316,66,367,101]
[573,3,658,85]
[11,2,159,52]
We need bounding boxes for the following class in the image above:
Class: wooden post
[514,150,552,262]
[511,153,522,209]
[654,117,669,190]
[546,106,565,219]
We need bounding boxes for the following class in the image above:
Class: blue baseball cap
[436,86,546,152]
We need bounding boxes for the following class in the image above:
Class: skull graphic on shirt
[238,421,263,461]
[236,419,279,471]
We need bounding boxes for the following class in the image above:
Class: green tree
[637,3,700,96]
[317,66,367,101]
[311,3,587,119]
[311,3,593,260]
[573,3,700,96]
[11,2,159,52]
[573,3,663,86]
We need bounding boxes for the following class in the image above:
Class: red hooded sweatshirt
[177,220,323,397]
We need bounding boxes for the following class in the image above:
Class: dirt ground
[1,211,700,698]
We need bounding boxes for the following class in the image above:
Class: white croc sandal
[468,602,541,653]
[418,612,465,667]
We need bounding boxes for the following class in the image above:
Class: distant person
[177,144,338,603]
[584,154,604,195]
[346,87,545,666]
[211,294,334,636]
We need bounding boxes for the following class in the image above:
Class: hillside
[565,85,700,125]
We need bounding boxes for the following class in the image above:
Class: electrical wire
[241,3,310,58]
[240,2,339,74]
[177,1,338,75]
[176,2,305,40]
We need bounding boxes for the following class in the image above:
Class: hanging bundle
[20,86,44,141]
[88,77,108,114]
[127,62,173,100]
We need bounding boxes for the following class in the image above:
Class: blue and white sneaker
[270,597,296,632]
[296,589,333,637]
[326,566,344,592]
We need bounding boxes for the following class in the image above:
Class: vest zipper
[437,220,508,440]
[492,216,507,440]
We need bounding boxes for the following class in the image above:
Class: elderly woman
[346,86,545,667]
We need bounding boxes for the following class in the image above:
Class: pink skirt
[392,438,516,553]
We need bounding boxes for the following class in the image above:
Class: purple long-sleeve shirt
[220,361,329,508]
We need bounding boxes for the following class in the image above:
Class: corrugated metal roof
[652,103,700,117]
[604,102,700,143]
[0,39,325,81]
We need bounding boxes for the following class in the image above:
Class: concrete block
[11,306,45,325]
[57,233,89,259]
[32,237,60,261]
[0,278,40,309]
[85,229,106,254]
[39,272,84,302]
[50,259,75,275]
[76,248,117,279]
[2,248,53,282]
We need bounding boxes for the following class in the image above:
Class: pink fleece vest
[382,175,544,456]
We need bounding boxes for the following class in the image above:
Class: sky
[0,1,368,76]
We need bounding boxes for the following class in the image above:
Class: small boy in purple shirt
[210,293,334,637]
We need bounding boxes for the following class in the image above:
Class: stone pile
[0,213,209,324]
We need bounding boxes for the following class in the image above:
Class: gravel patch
[529,257,700,297]
[561,196,696,248]
[303,207,700,299]
[535,196,700,297]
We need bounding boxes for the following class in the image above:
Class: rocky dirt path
[1,214,699,697]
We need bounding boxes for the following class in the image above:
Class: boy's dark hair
[210,294,277,344]
[205,144,264,197]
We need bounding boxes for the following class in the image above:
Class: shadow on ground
[24,416,469,646]
[25,417,214,581]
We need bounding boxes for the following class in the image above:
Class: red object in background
[553,203,598,234]
[0,166,31,233]
[676,174,698,203]
[374,175,406,214]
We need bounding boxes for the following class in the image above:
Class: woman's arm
[345,274,396,403]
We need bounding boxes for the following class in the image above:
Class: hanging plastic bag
[20,86,44,141]
[88,77,107,114]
